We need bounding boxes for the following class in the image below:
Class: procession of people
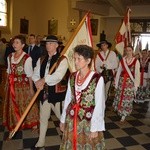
[0,32,150,150]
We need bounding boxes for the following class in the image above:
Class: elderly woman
[60,45,105,150]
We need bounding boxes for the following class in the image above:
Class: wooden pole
[8,12,89,139]
[8,61,58,139]
[8,89,41,139]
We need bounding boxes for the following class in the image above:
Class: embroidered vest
[121,58,137,78]
[66,72,100,121]
[140,58,149,73]
[9,53,29,85]
[38,53,69,104]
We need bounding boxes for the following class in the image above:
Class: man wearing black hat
[32,35,69,149]
[95,40,118,100]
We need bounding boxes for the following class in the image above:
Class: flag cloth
[63,12,93,72]
[145,42,149,50]
[134,38,142,57]
[115,8,131,56]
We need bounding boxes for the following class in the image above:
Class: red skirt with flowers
[60,111,105,150]
[2,75,39,131]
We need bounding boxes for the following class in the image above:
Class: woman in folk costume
[136,49,150,101]
[147,51,150,99]
[113,45,140,123]
[3,35,39,131]
[60,45,105,150]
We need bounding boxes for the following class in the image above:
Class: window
[0,0,7,27]
[131,19,150,51]
[133,34,150,51]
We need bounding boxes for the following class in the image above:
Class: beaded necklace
[126,56,133,65]
[14,50,23,60]
[76,70,91,86]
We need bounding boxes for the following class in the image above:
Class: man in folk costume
[31,35,69,149]
[95,40,118,100]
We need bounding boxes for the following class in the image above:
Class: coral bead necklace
[14,50,23,60]
[76,70,91,86]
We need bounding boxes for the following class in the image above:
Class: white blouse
[148,62,150,78]
[7,52,33,77]
[32,56,68,86]
[95,50,118,73]
[60,71,106,132]
[115,57,140,90]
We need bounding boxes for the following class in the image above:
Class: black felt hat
[96,40,112,48]
[43,35,58,43]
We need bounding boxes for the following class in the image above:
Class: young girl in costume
[113,45,140,123]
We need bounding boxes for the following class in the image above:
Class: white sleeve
[32,58,41,82]
[134,60,140,89]
[115,62,122,89]
[60,79,72,123]
[7,56,10,74]
[95,54,103,73]
[148,62,150,78]
[107,52,118,70]
[45,58,68,86]
[24,57,33,77]
[90,76,105,132]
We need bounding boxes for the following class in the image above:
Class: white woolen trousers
[35,100,62,147]
[105,81,111,101]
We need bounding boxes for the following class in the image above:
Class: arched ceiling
[73,0,150,16]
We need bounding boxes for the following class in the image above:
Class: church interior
[0,0,150,149]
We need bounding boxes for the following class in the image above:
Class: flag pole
[8,12,90,139]
[8,62,58,139]
[8,89,41,139]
